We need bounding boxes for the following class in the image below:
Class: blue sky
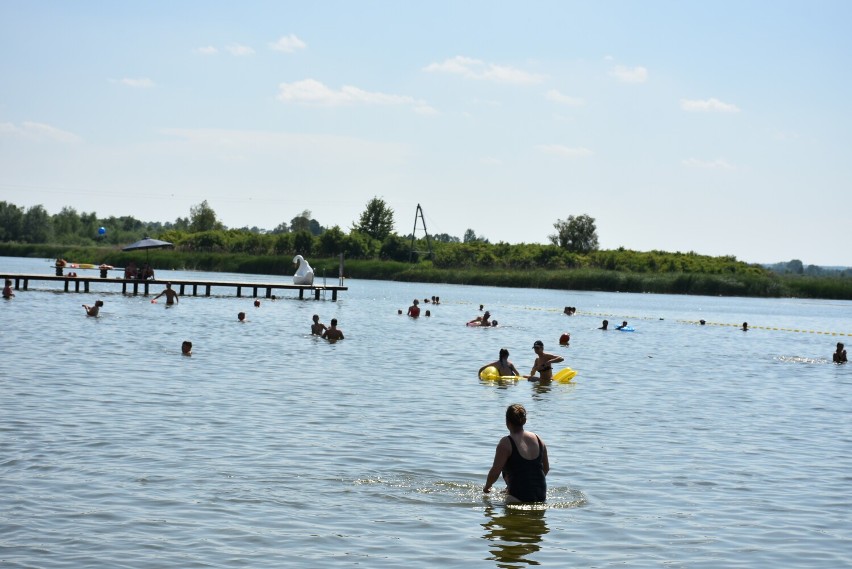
[1,1,850,266]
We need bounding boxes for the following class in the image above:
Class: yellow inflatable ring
[479,366,520,381]
[552,368,578,382]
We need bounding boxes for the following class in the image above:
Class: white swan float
[293,254,314,285]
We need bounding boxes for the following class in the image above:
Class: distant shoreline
[2,244,851,301]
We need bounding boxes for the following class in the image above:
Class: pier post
[237,286,242,297]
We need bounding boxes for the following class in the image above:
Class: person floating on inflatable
[615,321,629,330]
[479,348,520,379]
[528,340,564,382]
[468,311,491,326]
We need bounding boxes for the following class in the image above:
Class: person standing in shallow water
[407,299,420,318]
[311,314,327,335]
[323,318,344,341]
[484,403,549,503]
[152,282,179,305]
[528,340,563,381]
[834,342,847,363]
[479,348,520,377]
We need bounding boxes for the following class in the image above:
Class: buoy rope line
[438,304,851,336]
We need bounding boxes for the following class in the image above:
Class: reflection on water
[482,505,549,568]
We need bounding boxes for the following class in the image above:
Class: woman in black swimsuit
[484,404,549,503]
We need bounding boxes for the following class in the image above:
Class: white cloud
[113,77,155,88]
[194,46,218,56]
[682,157,734,170]
[413,104,439,116]
[610,65,648,83]
[680,98,740,113]
[536,144,593,158]
[545,89,584,106]
[277,79,432,114]
[423,56,544,84]
[269,34,306,53]
[0,121,82,143]
[225,43,255,56]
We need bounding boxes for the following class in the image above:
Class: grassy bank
[1,243,850,300]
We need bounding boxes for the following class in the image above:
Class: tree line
[0,197,776,276]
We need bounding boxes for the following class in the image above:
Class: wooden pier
[0,273,348,300]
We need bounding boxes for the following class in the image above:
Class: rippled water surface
[2,256,850,568]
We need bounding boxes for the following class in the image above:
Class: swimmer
[311,314,327,335]
[599,319,608,330]
[2,279,14,299]
[615,321,628,330]
[742,322,748,331]
[82,300,103,317]
[407,299,420,318]
[484,403,549,503]
[254,299,261,308]
[152,282,179,305]
[181,341,192,356]
[238,312,246,322]
[479,348,520,377]
[425,310,431,317]
[528,340,563,382]
[559,332,570,346]
[699,320,706,325]
[323,318,344,341]
[834,342,847,363]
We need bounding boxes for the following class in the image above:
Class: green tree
[52,206,82,238]
[189,200,224,232]
[21,205,53,243]
[290,210,312,234]
[463,229,489,244]
[353,197,395,241]
[317,225,346,256]
[271,221,290,234]
[0,201,25,241]
[549,214,599,254]
[433,233,460,243]
[293,230,314,255]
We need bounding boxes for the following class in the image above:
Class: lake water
[1,255,850,568]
